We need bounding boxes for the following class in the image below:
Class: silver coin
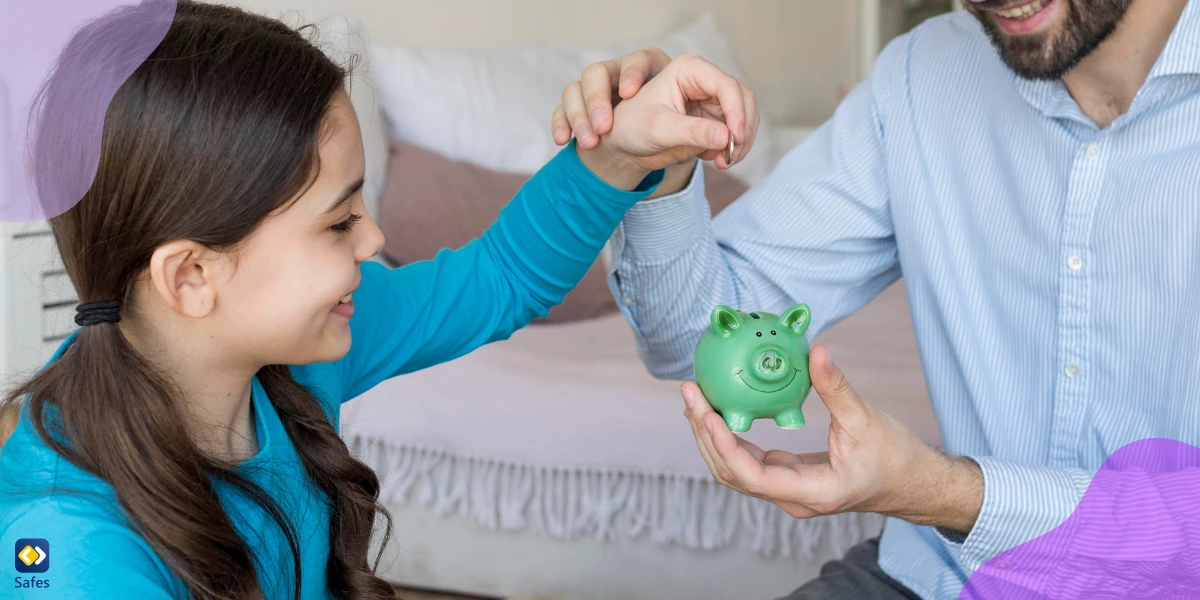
[725,135,735,166]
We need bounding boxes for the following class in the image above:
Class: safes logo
[13,539,50,591]
[15,539,49,573]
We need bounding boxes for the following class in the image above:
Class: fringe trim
[348,435,885,561]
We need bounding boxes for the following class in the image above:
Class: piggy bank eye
[771,331,776,335]
[756,332,762,337]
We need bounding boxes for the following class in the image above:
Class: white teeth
[998,0,1044,19]
[339,294,352,304]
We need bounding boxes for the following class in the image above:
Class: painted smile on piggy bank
[693,304,813,433]
[735,365,799,394]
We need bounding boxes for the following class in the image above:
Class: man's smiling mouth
[734,369,799,393]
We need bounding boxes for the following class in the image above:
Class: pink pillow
[377,140,747,323]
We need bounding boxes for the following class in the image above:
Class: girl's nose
[357,213,385,261]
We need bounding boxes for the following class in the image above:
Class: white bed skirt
[350,435,885,561]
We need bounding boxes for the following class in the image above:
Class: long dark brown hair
[1,1,394,598]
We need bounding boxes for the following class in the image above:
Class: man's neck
[1062,0,1189,128]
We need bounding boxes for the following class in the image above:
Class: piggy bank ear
[710,305,741,337]
[780,304,811,335]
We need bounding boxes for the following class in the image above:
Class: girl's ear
[148,240,218,319]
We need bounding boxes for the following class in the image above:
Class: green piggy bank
[692,304,813,433]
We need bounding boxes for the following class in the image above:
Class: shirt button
[1086,144,1100,160]
[995,560,1011,570]
[1068,255,1083,270]
[622,297,634,306]
[1065,363,1080,378]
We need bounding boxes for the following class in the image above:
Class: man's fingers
[650,112,728,153]
[682,382,737,484]
[616,52,650,100]
[682,384,840,509]
[809,345,871,429]
[670,54,747,153]
[681,388,723,480]
[618,48,671,99]
[791,451,831,466]
[704,413,817,501]
[733,86,758,164]
[739,437,768,462]
[738,110,760,165]
[761,450,805,468]
[704,411,770,493]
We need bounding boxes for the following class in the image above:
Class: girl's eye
[330,213,361,234]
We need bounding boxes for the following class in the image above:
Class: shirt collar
[1013,77,1080,122]
[1013,1,1200,122]
[1150,0,1200,77]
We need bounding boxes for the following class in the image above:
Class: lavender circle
[0,0,175,223]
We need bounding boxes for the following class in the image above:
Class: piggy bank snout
[753,347,790,382]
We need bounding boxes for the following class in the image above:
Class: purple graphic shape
[0,0,176,222]
[962,438,1200,599]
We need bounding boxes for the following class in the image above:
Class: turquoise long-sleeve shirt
[0,142,661,598]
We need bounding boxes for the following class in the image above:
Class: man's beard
[970,0,1134,80]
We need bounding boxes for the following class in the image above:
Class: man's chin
[999,44,1075,80]
[979,16,1076,80]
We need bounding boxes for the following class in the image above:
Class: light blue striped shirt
[607,6,1200,599]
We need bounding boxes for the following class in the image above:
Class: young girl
[0,1,755,598]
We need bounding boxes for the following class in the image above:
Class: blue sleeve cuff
[558,139,665,200]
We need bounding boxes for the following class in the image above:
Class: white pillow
[369,13,776,186]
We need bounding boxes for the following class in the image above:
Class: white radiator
[1,220,76,388]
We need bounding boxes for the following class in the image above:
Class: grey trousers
[776,537,923,600]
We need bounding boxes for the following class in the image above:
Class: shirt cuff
[610,160,710,264]
[938,455,1093,575]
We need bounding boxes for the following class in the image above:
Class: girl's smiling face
[137,91,385,370]
[223,92,385,366]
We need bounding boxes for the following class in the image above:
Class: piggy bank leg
[723,411,753,433]
[774,406,806,429]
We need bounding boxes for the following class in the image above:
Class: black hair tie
[75,300,122,326]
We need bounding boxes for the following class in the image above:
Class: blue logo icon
[14,539,49,574]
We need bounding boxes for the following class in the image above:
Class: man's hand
[555,49,760,194]
[681,344,984,534]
